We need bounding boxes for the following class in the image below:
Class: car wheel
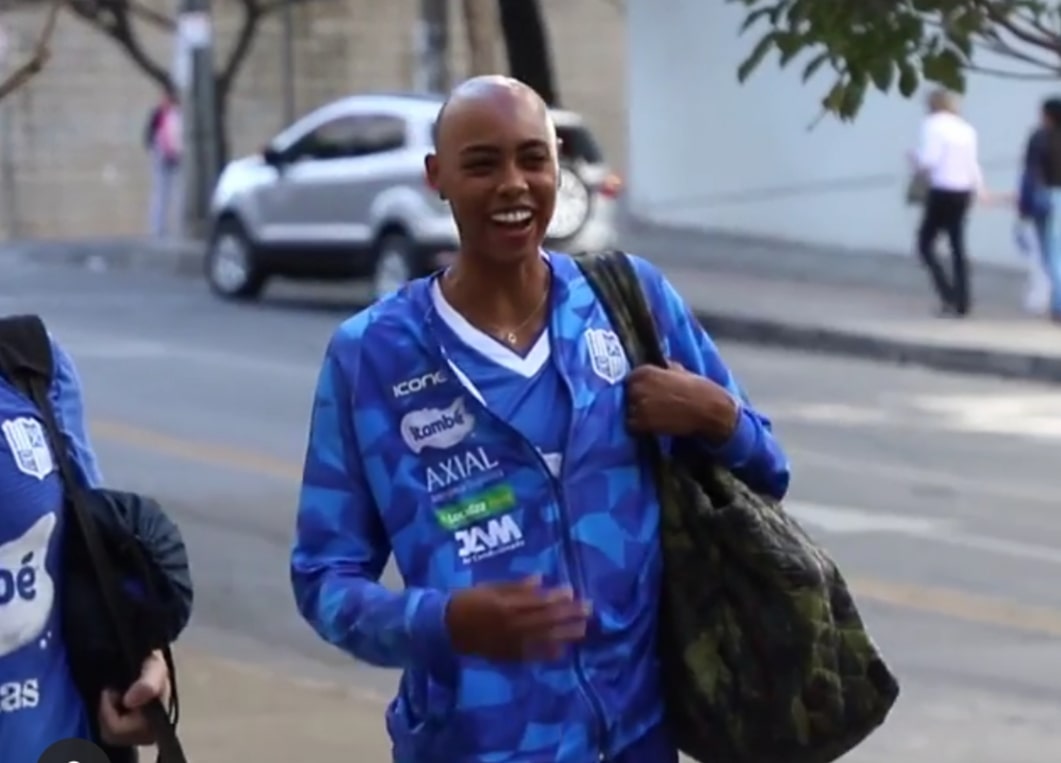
[372,233,414,300]
[205,217,268,300]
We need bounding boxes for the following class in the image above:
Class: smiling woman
[289,74,789,763]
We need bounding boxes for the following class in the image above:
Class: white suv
[205,91,622,301]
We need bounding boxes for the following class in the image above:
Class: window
[294,114,407,161]
[295,116,363,161]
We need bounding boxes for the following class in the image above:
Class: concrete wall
[626,0,1047,267]
[0,0,626,240]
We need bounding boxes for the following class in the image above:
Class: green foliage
[729,0,1061,121]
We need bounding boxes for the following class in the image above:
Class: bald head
[423,75,561,265]
[432,75,554,149]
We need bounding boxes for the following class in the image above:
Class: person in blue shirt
[290,75,790,763]
[0,335,171,762]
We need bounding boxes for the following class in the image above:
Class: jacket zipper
[470,400,610,755]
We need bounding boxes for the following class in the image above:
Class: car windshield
[556,125,604,165]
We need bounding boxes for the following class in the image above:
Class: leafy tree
[731,0,1061,121]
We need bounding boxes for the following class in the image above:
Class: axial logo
[426,446,500,493]
[400,398,474,453]
[393,370,447,398]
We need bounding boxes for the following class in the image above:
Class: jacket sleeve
[631,256,792,501]
[48,337,104,489]
[290,334,455,671]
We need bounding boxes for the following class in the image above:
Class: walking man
[912,88,985,317]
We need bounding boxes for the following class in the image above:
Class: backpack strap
[0,315,186,763]
[0,314,55,398]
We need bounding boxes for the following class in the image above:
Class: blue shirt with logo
[291,252,791,763]
[0,337,102,763]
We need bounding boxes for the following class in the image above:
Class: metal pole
[281,0,295,124]
[176,0,219,241]
[414,0,449,94]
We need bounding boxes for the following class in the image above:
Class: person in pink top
[146,83,183,238]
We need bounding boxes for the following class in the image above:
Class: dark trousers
[918,188,973,314]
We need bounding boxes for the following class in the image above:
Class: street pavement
[5,224,1060,383]
[3,262,1061,761]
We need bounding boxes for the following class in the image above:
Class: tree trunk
[462,0,501,76]
[496,0,559,106]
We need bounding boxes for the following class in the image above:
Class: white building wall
[626,0,1052,267]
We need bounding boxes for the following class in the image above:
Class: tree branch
[0,0,62,101]
[977,1,1060,51]
[218,0,262,97]
[67,0,170,86]
[126,0,175,32]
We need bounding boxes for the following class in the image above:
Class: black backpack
[0,314,192,763]
[144,105,163,150]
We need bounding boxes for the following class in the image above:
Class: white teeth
[491,210,532,224]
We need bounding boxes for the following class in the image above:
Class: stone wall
[0,0,626,240]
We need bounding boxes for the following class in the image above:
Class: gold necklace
[487,283,550,346]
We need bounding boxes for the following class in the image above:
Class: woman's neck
[442,250,550,328]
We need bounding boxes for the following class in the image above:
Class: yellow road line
[92,418,1061,640]
[92,418,303,480]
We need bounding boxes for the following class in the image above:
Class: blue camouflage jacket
[290,252,790,763]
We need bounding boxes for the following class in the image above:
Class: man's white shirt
[916,111,982,192]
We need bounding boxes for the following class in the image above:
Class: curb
[0,238,202,277]
[695,309,1061,386]
[6,241,1057,385]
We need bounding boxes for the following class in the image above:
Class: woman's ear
[424,154,444,200]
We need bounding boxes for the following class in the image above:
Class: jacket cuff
[409,589,458,681]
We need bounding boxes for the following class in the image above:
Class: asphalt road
[3,262,1061,761]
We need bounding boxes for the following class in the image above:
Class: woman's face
[426,91,558,266]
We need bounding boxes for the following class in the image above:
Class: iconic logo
[401,398,474,453]
[2,417,54,480]
[434,483,516,531]
[455,515,524,564]
[584,328,628,384]
[0,513,56,658]
[425,446,500,493]
[393,370,447,398]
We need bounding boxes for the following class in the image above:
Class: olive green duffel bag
[575,250,900,763]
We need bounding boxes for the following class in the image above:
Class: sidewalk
[157,647,1058,763]
[150,646,392,762]
[672,265,1061,384]
[624,218,1061,384]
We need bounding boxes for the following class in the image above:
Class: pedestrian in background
[1013,98,1057,315]
[910,88,986,318]
[1036,98,1061,323]
[146,83,183,239]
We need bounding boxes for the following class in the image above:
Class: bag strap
[0,315,186,763]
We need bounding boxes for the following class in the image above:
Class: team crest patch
[584,328,628,384]
[2,417,55,480]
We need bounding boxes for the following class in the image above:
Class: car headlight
[546,166,591,241]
